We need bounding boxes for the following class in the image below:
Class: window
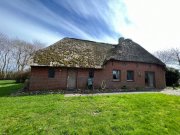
[89,69,94,78]
[127,70,134,81]
[48,68,55,78]
[112,70,120,81]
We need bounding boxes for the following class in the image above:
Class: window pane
[48,68,55,78]
[127,71,134,81]
[89,70,94,78]
[113,70,120,80]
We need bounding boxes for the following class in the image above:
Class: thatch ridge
[31,37,165,68]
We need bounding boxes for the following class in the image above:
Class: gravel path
[160,89,180,96]
[65,89,180,97]
[64,91,158,97]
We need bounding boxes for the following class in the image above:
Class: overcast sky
[0,0,179,52]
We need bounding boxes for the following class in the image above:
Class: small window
[48,68,55,78]
[112,70,120,81]
[89,69,94,78]
[127,71,134,81]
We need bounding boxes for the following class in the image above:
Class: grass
[0,93,179,135]
[0,80,179,134]
[0,80,23,97]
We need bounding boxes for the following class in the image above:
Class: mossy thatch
[31,38,165,68]
[106,39,165,66]
[31,38,112,68]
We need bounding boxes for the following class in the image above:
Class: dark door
[145,72,155,88]
[67,69,77,90]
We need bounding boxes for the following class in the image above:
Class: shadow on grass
[0,80,23,97]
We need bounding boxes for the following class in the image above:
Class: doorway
[145,72,155,88]
[67,69,77,90]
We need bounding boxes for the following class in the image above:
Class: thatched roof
[31,37,165,68]
[106,38,165,66]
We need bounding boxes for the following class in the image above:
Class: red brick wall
[29,67,68,90]
[29,61,166,90]
[94,61,166,89]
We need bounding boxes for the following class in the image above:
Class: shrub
[135,87,142,90]
[121,85,127,89]
[15,71,30,83]
[166,68,180,86]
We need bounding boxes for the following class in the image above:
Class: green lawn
[0,80,179,134]
[0,80,23,97]
[0,93,179,135]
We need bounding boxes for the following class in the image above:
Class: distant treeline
[0,33,45,80]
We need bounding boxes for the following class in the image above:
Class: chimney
[118,37,124,45]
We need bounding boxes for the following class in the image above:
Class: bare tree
[154,48,180,68]
[12,39,45,72]
[0,32,45,79]
[12,40,34,72]
[33,40,46,49]
[171,48,180,66]
[154,50,172,64]
[0,33,12,78]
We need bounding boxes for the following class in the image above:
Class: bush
[166,68,180,86]
[121,85,127,90]
[0,71,19,80]
[15,71,30,83]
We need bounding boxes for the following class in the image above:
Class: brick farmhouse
[29,37,166,91]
